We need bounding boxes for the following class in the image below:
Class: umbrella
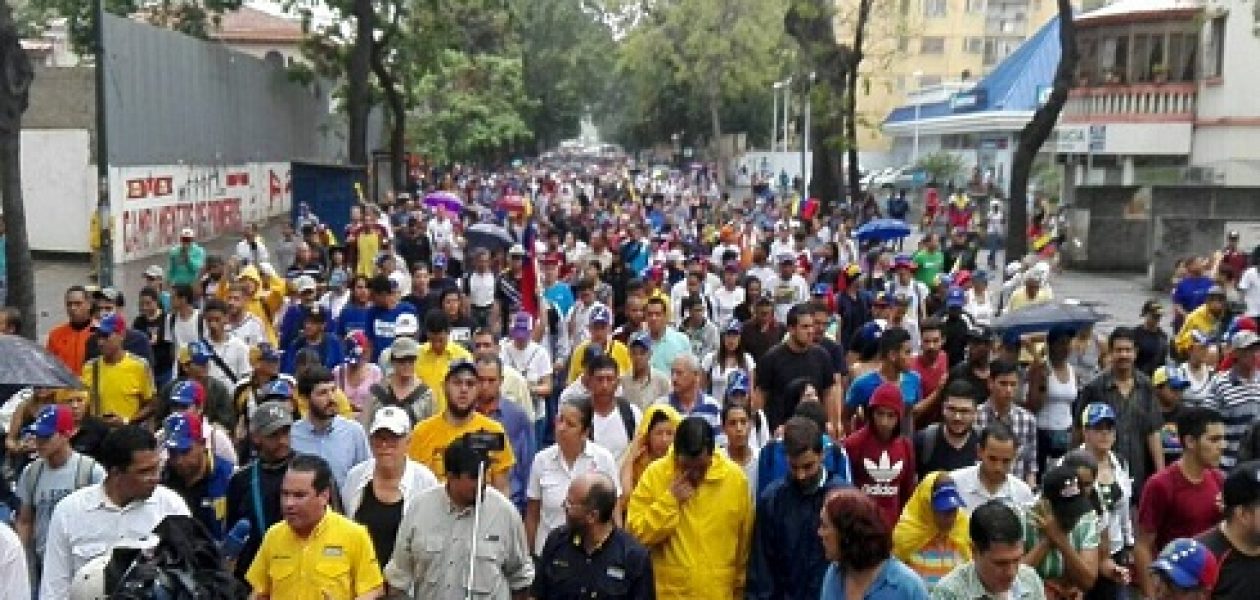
[424,191,464,213]
[465,223,512,253]
[854,218,912,242]
[0,334,84,389]
[497,194,528,215]
[992,301,1104,336]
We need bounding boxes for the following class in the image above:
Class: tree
[786,0,852,206]
[916,151,966,187]
[843,0,874,204]
[0,0,33,338]
[23,0,242,53]
[1006,0,1076,261]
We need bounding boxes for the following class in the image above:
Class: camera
[463,430,506,454]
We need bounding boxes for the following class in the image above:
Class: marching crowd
[0,165,1258,600]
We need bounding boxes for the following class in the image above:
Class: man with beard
[40,426,190,598]
[914,380,981,478]
[408,359,515,494]
[160,412,234,539]
[225,401,294,579]
[748,417,850,599]
[1196,459,1260,600]
[289,367,371,491]
[533,472,653,599]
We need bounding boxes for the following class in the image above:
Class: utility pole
[94,0,113,287]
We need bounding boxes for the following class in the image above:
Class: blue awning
[884,16,1062,125]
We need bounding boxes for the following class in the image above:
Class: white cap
[395,313,419,336]
[295,275,317,292]
[179,227,195,239]
[369,406,411,435]
[143,265,164,279]
[258,262,276,278]
[1005,261,1023,276]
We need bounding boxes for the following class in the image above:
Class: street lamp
[772,81,783,152]
[802,71,815,195]
[911,70,923,168]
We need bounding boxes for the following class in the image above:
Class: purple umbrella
[424,191,464,213]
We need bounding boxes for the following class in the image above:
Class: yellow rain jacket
[892,472,972,564]
[1175,304,1222,355]
[625,405,683,489]
[235,265,285,346]
[626,447,753,599]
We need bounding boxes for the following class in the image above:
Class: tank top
[1038,361,1077,431]
[355,481,403,565]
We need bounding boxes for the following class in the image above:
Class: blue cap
[261,379,295,400]
[931,482,966,512]
[432,254,447,269]
[946,286,966,308]
[1151,538,1219,590]
[1082,402,1117,428]
[628,331,652,350]
[184,341,213,366]
[168,380,206,407]
[857,322,884,345]
[724,318,743,334]
[96,312,126,336]
[726,370,751,397]
[812,283,832,296]
[253,342,281,363]
[163,413,202,452]
[25,405,74,438]
[1154,366,1191,390]
[589,304,613,326]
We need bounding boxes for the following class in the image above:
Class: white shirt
[467,271,497,307]
[525,442,620,553]
[205,334,251,387]
[41,484,190,599]
[0,523,29,600]
[227,312,267,348]
[709,286,745,326]
[501,341,552,385]
[341,458,440,516]
[235,238,270,266]
[427,218,455,252]
[949,465,1036,514]
[1239,266,1260,316]
[169,309,201,357]
[591,402,642,459]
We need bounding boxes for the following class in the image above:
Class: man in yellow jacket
[234,264,285,346]
[1174,285,1227,355]
[626,416,753,599]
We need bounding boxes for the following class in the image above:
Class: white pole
[782,82,791,153]
[464,458,487,600]
[772,84,779,152]
[804,72,814,192]
[912,102,921,166]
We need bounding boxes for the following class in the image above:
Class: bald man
[533,473,654,599]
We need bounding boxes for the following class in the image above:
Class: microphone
[222,519,252,561]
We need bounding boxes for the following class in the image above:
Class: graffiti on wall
[114,162,291,262]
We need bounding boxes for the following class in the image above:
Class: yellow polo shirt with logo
[565,339,632,383]
[246,509,383,600]
[413,342,472,412]
[407,412,515,481]
[80,352,156,422]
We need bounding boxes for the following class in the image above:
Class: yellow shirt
[355,230,382,277]
[407,412,516,481]
[1006,285,1054,312]
[81,353,155,421]
[566,340,632,383]
[246,510,383,600]
[414,342,473,412]
[294,389,356,419]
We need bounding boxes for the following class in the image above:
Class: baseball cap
[143,265,164,279]
[432,254,448,269]
[1207,285,1228,298]
[296,275,317,292]
[370,406,412,436]
[589,304,613,326]
[726,370,751,397]
[1151,538,1219,591]
[723,318,743,335]
[1081,402,1117,428]
[967,325,994,342]
[893,254,915,270]
[946,286,966,308]
[812,283,831,296]
[25,405,74,438]
[628,331,652,351]
[776,252,796,264]
[250,401,294,436]
[391,336,420,360]
[178,341,213,366]
[510,312,533,336]
[1152,366,1191,390]
[1141,299,1164,316]
[96,312,126,336]
[508,244,526,257]
[180,227,195,239]
[395,313,420,337]
[1232,330,1260,351]
[446,358,479,380]
[931,481,966,512]
[168,380,206,408]
[1041,464,1094,528]
[1224,460,1260,509]
[251,342,281,363]
[261,378,295,400]
[163,413,204,452]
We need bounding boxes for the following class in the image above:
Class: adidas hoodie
[843,381,916,528]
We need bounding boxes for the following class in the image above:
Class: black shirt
[225,457,290,580]
[132,311,173,377]
[71,417,111,462]
[756,342,838,431]
[913,426,979,479]
[355,482,403,566]
[1197,525,1260,600]
[946,361,990,405]
[1132,325,1169,377]
[940,313,975,368]
[533,525,655,600]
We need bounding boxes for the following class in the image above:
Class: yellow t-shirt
[246,510,383,600]
[566,340,632,383]
[414,343,473,412]
[81,353,155,421]
[406,413,516,481]
[355,230,381,277]
[294,389,356,419]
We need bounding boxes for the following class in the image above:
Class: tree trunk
[708,89,727,188]
[844,0,873,206]
[1006,0,1076,262]
[370,18,405,194]
[0,0,33,338]
[346,0,373,166]
[786,0,852,212]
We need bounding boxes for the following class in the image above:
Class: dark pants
[1038,427,1072,478]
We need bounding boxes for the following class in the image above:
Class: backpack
[917,423,943,469]
[23,453,98,505]
[587,398,637,443]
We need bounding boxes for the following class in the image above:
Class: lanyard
[250,461,267,535]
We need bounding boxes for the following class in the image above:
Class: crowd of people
[0,165,1255,600]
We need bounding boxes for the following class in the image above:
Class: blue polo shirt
[290,416,371,491]
[162,453,234,540]
[668,391,722,435]
[845,370,923,411]
[820,557,928,600]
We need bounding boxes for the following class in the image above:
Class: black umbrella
[0,334,84,388]
[465,223,512,253]
[992,301,1103,336]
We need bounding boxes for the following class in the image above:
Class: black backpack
[107,515,249,599]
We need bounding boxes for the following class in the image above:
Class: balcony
[1062,82,1196,124]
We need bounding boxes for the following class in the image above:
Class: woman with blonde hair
[891,471,972,589]
[619,404,681,497]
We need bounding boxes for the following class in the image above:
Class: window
[924,0,947,17]
[920,74,943,87]
[965,0,985,12]
[921,37,946,54]
[964,37,984,53]
[1206,16,1225,78]
[898,36,910,52]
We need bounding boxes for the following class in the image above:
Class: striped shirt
[1207,371,1260,468]
[976,402,1039,482]
[903,538,967,589]
[658,391,723,434]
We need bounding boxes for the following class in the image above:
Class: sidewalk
[33,219,288,340]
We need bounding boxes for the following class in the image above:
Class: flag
[519,219,540,318]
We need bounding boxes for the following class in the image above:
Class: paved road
[28,220,1161,340]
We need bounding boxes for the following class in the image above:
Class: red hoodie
[843,381,916,528]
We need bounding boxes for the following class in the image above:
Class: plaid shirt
[976,401,1039,482]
